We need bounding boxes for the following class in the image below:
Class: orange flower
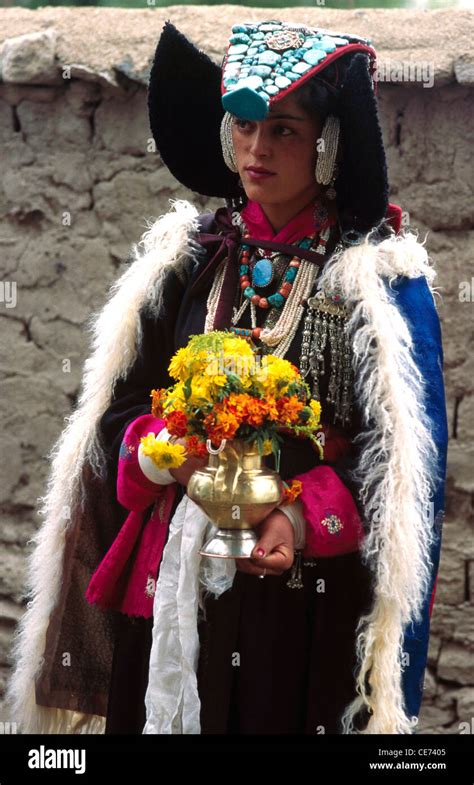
[226,392,252,420]
[276,396,304,424]
[151,388,167,418]
[185,434,209,458]
[281,479,303,505]
[204,410,240,442]
[165,410,188,438]
[263,396,279,422]
[245,398,268,427]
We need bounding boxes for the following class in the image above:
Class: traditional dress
[4,20,448,736]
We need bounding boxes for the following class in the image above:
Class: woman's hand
[235,509,295,577]
[168,436,209,488]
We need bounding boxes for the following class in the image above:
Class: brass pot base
[199,528,258,559]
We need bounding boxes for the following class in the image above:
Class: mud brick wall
[0,7,472,733]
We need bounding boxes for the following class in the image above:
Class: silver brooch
[321,514,344,534]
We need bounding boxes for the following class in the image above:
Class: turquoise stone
[238,75,264,90]
[239,264,249,275]
[229,44,248,56]
[275,75,291,88]
[232,25,247,33]
[257,50,281,66]
[230,33,251,45]
[253,258,273,287]
[291,61,312,74]
[318,37,337,52]
[249,65,272,77]
[303,49,326,66]
[268,293,285,308]
[244,286,255,298]
[263,84,279,95]
[284,266,297,282]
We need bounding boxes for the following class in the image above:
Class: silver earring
[315,115,340,200]
[220,111,239,173]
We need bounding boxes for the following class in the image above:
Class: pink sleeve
[117,413,169,511]
[290,465,365,558]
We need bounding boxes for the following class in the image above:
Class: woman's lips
[245,169,276,181]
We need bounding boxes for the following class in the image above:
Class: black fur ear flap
[335,53,389,235]
[147,21,240,198]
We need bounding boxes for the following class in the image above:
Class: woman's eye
[234,120,293,136]
[275,125,293,136]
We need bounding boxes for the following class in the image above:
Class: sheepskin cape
[4,199,448,735]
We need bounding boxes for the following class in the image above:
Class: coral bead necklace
[230,224,330,345]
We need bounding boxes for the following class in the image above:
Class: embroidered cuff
[276,498,306,550]
[138,427,176,485]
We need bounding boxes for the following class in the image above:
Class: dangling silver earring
[220,111,239,173]
[315,114,340,201]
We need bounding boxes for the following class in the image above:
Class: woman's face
[231,91,324,215]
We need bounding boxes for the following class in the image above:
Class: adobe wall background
[0,7,472,733]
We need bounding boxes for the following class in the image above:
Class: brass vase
[187,438,284,559]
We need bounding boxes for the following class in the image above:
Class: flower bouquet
[140,331,323,558]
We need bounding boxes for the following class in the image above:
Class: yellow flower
[168,347,190,381]
[308,398,322,428]
[222,336,254,359]
[209,374,228,388]
[253,354,300,396]
[189,375,211,404]
[262,439,273,456]
[140,433,187,469]
[164,382,186,413]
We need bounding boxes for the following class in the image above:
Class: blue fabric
[384,275,448,727]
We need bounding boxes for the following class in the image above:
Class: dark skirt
[105,552,373,735]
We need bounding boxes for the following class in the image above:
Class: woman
[5,20,448,736]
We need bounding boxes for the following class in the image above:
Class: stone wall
[0,7,472,734]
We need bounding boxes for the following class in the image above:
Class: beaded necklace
[205,210,331,357]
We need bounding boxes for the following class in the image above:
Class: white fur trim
[317,227,440,734]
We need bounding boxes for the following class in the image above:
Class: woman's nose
[248,126,271,156]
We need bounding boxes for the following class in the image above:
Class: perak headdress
[147,19,390,235]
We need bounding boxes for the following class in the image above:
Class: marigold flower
[245,398,268,427]
[140,433,187,469]
[280,479,303,505]
[168,347,189,381]
[204,410,239,441]
[150,388,167,418]
[276,396,304,424]
[185,434,209,458]
[165,410,188,438]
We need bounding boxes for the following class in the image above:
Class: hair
[292,53,353,122]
